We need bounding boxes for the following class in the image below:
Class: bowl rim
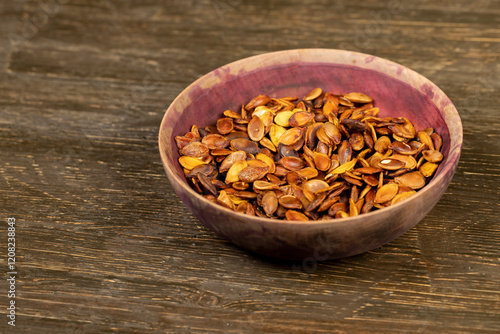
[159,48,463,227]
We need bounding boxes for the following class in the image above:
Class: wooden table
[1,0,499,333]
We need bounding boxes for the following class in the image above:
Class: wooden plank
[1,0,499,332]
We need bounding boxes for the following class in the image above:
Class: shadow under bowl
[159,49,462,260]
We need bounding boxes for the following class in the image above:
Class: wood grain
[1,0,499,333]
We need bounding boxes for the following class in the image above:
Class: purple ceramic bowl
[159,49,462,260]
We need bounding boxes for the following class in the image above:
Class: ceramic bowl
[159,49,462,260]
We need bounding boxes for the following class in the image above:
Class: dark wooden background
[1,0,499,333]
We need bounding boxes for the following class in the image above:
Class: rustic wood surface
[1,0,499,333]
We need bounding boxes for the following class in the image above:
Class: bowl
[158,49,462,260]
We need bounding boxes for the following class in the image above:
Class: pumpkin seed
[344,92,373,104]
[422,150,443,163]
[419,162,439,177]
[395,171,426,189]
[225,160,248,184]
[285,210,310,221]
[304,87,322,101]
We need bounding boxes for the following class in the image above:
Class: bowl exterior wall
[159,49,462,260]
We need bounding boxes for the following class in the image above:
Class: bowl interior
[163,60,454,187]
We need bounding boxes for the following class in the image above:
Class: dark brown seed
[305,193,327,212]
[278,143,300,158]
[363,130,374,149]
[431,133,442,152]
[341,118,367,132]
[230,138,260,154]
[305,122,323,149]
[186,164,215,178]
[175,136,194,150]
[317,195,340,212]
[197,173,218,197]
[338,141,352,165]
[342,174,364,187]
[286,171,305,185]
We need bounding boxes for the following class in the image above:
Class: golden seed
[256,153,276,174]
[304,87,322,101]
[270,124,287,147]
[419,162,439,177]
[391,191,416,205]
[327,158,357,176]
[296,167,319,180]
[217,190,235,210]
[274,110,295,127]
[225,160,248,184]
[179,156,208,170]
[374,183,399,204]
[344,92,373,104]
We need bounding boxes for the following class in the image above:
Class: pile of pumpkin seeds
[175,88,443,221]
